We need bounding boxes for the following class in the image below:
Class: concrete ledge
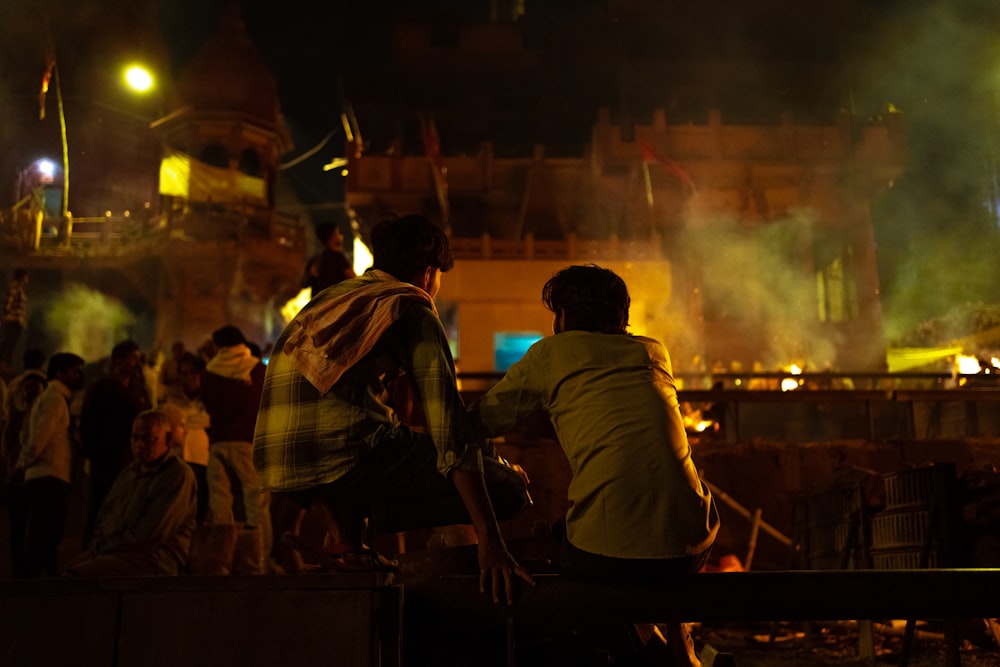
[0,574,401,667]
[408,569,1000,626]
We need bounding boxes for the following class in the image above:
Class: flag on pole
[39,54,56,120]
[638,135,696,193]
[420,113,450,225]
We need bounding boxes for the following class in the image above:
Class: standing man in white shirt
[15,352,85,577]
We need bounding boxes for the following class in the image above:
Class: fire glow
[781,364,803,392]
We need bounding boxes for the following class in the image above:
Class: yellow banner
[159,151,265,203]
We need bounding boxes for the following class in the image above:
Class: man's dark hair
[212,325,248,348]
[178,351,205,372]
[13,268,27,281]
[370,214,453,280]
[542,264,631,334]
[22,348,45,370]
[315,222,339,244]
[111,340,141,362]
[47,352,84,380]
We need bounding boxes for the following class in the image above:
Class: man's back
[201,362,265,444]
[474,331,718,560]
[81,376,141,469]
[254,270,471,493]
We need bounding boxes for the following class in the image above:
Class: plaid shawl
[283,270,437,394]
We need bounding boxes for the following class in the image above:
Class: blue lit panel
[494,331,542,372]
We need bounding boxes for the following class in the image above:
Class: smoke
[41,283,136,362]
[855,0,1000,340]
[694,210,840,369]
[628,209,842,373]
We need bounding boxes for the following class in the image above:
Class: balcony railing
[0,202,304,257]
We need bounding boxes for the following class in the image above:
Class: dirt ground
[694,620,1000,666]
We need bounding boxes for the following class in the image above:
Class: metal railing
[458,372,1000,443]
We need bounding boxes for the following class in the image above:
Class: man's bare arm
[450,467,535,605]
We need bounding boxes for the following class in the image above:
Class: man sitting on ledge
[469,264,720,664]
[254,214,532,602]
[65,410,197,577]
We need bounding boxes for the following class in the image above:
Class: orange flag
[39,55,55,120]
[420,114,450,224]
[638,136,696,193]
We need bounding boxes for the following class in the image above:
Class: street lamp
[46,61,157,219]
[123,64,155,94]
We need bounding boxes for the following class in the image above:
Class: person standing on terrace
[300,222,357,298]
[0,268,29,374]
[469,264,720,664]
[254,214,531,602]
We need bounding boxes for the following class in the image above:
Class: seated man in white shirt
[65,409,197,577]
[469,264,720,666]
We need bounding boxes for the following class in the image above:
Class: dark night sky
[2,0,1000,339]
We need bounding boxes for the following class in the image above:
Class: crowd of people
[0,330,271,578]
[0,215,719,664]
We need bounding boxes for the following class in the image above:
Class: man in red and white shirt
[0,268,29,373]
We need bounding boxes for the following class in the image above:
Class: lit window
[494,332,542,372]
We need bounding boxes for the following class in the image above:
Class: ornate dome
[173,2,281,128]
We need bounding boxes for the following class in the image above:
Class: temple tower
[149,1,304,349]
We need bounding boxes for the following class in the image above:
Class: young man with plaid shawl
[254,214,532,603]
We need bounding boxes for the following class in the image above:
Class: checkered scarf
[283,270,437,394]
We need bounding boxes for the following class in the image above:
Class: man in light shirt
[65,410,197,577]
[470,265,719,664]
[15,352,85,577]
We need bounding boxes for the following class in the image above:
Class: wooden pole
[704,479,793,547]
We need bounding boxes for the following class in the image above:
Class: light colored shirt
[472,331,719,560]
[164,395,211,467]
[254,271,481,493]
[18,379,74,484]
[88,449,197,574]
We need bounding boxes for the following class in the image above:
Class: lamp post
[48,62,156,220]
[51,63,69,219]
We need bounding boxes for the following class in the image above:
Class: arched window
[239,148,262,177]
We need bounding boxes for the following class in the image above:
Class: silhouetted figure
[0,268,29,373]
[300,222,356,297]
[158,341,187,404]
[80,340,151,546]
